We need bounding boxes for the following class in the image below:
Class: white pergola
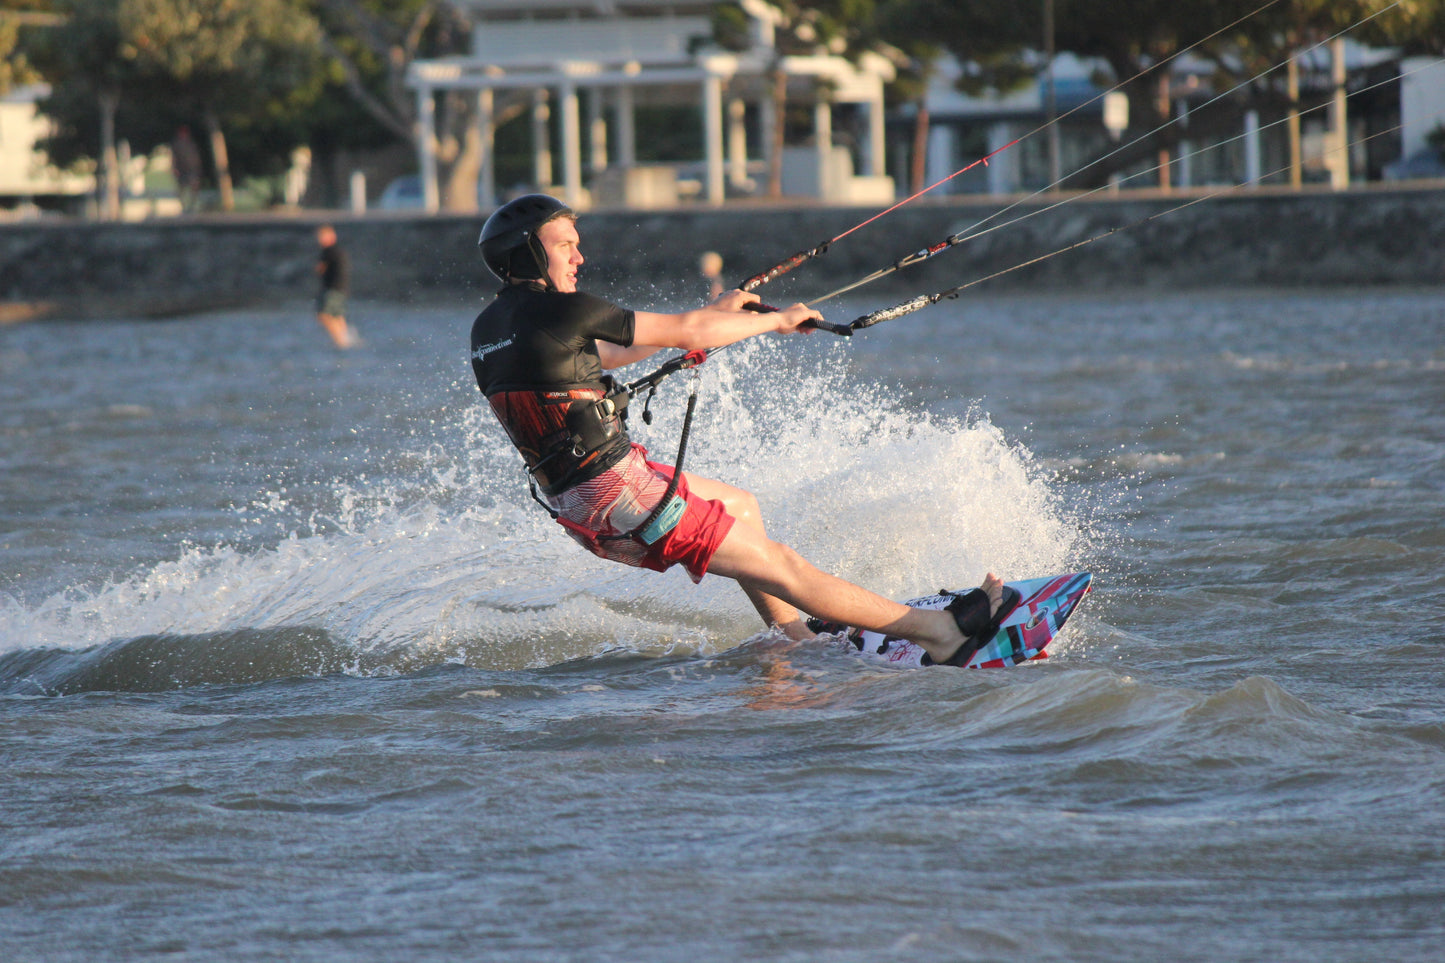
[405,1,893,211]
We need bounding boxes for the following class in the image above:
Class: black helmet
[478,194,574,284]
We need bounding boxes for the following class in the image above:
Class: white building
[911,38,1438,195]
[1397,56,1445,165]
[407,0,895,210]
[0,84,93,211]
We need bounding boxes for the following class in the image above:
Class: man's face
[535,217,583,293]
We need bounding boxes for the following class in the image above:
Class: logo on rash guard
[472,337,514,362]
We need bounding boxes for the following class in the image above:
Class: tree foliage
[119,0,319,97]
[24,0,130,109]
[877,0,1444,94]
[23,0,328,210]
[118,0,322,208]
[14,0,1445,210]
[0,2,58,93]
[22,0,489,209]
[308,1,481,209]
[874,0,1443,185]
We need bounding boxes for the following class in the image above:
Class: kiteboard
[810,572,1092,668]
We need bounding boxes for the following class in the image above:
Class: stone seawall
[1,184,1441,321]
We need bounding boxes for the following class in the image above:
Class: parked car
[377,174,424,210]
[1382,149,1445,181]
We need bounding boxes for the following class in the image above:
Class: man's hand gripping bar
[741,299,853,336]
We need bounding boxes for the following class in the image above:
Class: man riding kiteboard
[468,194,1016,665]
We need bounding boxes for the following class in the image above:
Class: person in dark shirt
[469,194,1014,665]
[171,125,201,213]
[315,225,358,349]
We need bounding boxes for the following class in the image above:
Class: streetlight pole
[1044,0,1061,189]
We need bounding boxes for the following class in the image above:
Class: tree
[0,3,56,94]
[27,0,494,212]
[309,0,485,211]
[119,0,322,211]
[1390,0,1445,54]
[25,1,137,219]
[875,0,1443,188]
[881,0,1287,187]
[26,0,330,214]
[1208,1,1444,186]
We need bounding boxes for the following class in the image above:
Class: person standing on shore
[171,126,201,213]
[314,225,358,349]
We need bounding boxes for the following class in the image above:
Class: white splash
[0,338,1081,673]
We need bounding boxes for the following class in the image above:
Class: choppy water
[2,284,1443,961]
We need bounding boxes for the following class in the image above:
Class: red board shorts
[546,443,736,583]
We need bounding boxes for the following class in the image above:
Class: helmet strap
[525,233,557,292]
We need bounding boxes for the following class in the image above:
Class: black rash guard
[470,283,637,495]
[318,243,348,295]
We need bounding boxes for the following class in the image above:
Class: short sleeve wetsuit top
[470,283,636,495]
[470,282,737,583]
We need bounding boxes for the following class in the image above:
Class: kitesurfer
[467,194,1014,665]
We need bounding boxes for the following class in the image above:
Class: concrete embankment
[1,184,1441,321]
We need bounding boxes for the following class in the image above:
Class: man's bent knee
[729,490,763,529]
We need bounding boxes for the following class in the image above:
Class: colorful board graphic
[824,572,1093,668]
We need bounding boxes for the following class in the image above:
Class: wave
[0,339,1092,691]
[873,668,1443,812]
[0,626,354,696]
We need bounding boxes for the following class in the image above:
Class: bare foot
[979,572,1005,616]
[924,572,1009,666]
